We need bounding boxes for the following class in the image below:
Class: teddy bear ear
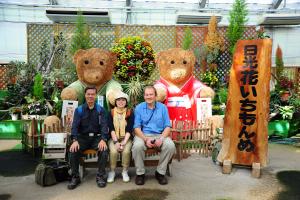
[73,49,86,64]
[109,52,118,64]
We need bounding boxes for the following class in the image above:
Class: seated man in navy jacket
[68,86,109,190]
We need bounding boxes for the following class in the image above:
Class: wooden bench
[79,120,213,178]
[79,148,172,179]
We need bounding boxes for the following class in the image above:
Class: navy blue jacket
[71,103,109,142]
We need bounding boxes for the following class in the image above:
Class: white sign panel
[196,98,212,122]
[61,100,78,128]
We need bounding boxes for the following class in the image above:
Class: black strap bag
[35,160,70,187]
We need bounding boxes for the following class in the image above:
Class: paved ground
[0,141,299,200]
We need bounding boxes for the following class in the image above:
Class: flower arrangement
[23,101,48,115]
[110,36,156,82]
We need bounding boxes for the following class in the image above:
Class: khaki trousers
[108,139,132,170]
[132,135,176,175]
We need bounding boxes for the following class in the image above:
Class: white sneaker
[122,170,130,182]
[107,171,115,183]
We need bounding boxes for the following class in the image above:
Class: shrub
[182,27,193,50]
[70,11,92,55]
[33,73,44,100]
[227,0,248,55]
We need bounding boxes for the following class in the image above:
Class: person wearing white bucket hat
[107,91,134,183]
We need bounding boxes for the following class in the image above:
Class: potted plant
[22,73,48,120]
[124,75,145,107]
[22,96,48,120]
[277,76,294,101]
[212,87,228,115]
[268,105,294,138]
[287,95,300,136]
[8,107,22,120]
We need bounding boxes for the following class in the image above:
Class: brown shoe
[155,171,168,185]
[135,174,145,185]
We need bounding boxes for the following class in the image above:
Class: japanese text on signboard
[238,45,258,152]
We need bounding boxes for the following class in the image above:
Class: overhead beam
[199,0,207,8]
[126,0,132,24]
[269,0,283,9]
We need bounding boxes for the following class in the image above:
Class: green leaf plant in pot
[268,105,294,138]
[8,106,22,120]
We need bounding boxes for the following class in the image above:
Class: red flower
[127,45,134,50]
[128,66,136,70]
[121,59,128,65]
[128,72,135,77]
[279,77,294,89]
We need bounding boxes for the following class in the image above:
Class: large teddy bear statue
[154,48,215,122]
[61,48,123,110]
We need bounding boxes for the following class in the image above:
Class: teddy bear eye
[183,60,187,64]
[170,60,175,64]
[84,60,89,65]
[100,61,104,65]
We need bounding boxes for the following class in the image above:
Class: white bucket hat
[114,91,129,105]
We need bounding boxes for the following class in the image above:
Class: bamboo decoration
[217,39,272,167]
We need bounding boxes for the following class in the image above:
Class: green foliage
[288,93,300,113]
[70,11,92,55]
[217,87,228,104]
[227,0,248,55]
[278,106,294,120]
[3,61,36,109]
[33,73,44,100]
[4,84,22,108]
[124,75,145,107]
[256,27,270,39]
[23,99,48,115]
[269,90,282,113]
[182,27,193,50]
[200,70,219,88]
[37,39,50,72]
[52,32,68,69]
[110,36,156,83]
[6,62,20,83]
